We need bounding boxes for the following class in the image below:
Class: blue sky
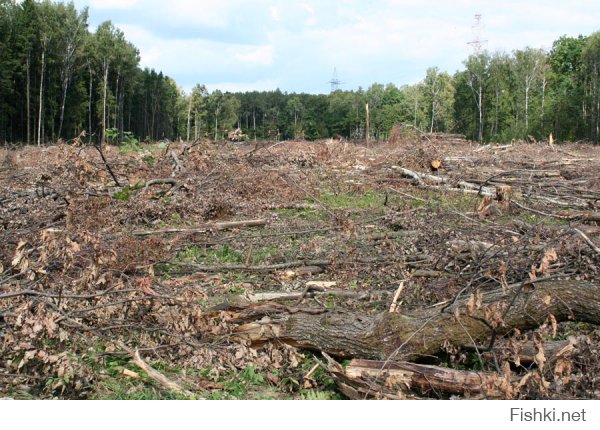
[70,0,600,95]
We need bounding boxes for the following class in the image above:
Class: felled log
[325,355,511,399]
[214,288,392,307]
[391,166,495,196]
[231,280,600,361]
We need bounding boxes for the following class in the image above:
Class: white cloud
[299,2,316,26]
[116,23,274,88]
[270,6,281,22]
[235,45,273,66]
[78,0,600,93]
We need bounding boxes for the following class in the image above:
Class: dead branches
[131,349,195,398]
[170,256,386,274]
[92,143,121,187]
[573,228,600,255]
[132,219,268,237]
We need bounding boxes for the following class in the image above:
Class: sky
[69,0,600,95]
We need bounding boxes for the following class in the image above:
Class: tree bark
[88,63,93,139]
[326,356,510,399]
[26,52,31,145]
[101,59,109,144]
[186,96,192,142]
[365,103,370,145]
[231,280,600,361]
[37,47,46,147]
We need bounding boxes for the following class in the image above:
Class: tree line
[1,0,599,145]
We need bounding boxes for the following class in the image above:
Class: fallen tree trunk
[231,280,600,361]
[325,355,510,399]
[391,166,496,196]
[325,336,583,400]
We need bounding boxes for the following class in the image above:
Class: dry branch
[172,256,387,274]
[132,219,268,236]
[131,349,195,398]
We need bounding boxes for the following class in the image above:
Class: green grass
[85,351,195,400]
[94,379,193,400]
[112,182,144,202]
[504,212,571,226]
[320,191,384,209]
[177,244,279,266]
[80,345,344,400]
[178,244,243,264]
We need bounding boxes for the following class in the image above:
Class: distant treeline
[1,0,600,145]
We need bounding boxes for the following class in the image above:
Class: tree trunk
[365,103,370,145]
[214,108,219,141]
[326,356,510,399]
[525,82,530,134]
[58,71,69,140]
[541,77,547,136]
[493,84,499,137]
[114,71,120,138]
[231,280,600,361]
[88,64,93,139]
[186,96,192,142]
[26,52,31,145]
[478,83,483,142]
[102,59,109,144]
[37,47,46,147]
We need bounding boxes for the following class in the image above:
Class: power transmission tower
[467,14,487,53]
[329,67,342,92]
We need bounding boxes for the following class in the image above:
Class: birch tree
[464,52,490,142]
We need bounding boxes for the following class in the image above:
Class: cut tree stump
[496,185,513,206]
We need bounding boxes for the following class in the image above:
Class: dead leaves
[531,248,559,279]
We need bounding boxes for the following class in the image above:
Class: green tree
[423,67,455,132]
[512,47,547,136]
[286,96,304,139]
[583,32,600,143]
[55,2,88,139]
[548,35,587,141]
[464,51,490,142]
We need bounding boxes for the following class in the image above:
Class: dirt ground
[1,136,599,399]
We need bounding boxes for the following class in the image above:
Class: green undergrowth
[177,244,279,266]
[88,352,344,400]
[274,207,325,220]
[112,181,144,202]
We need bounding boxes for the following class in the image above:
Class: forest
[1,0,600,146]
